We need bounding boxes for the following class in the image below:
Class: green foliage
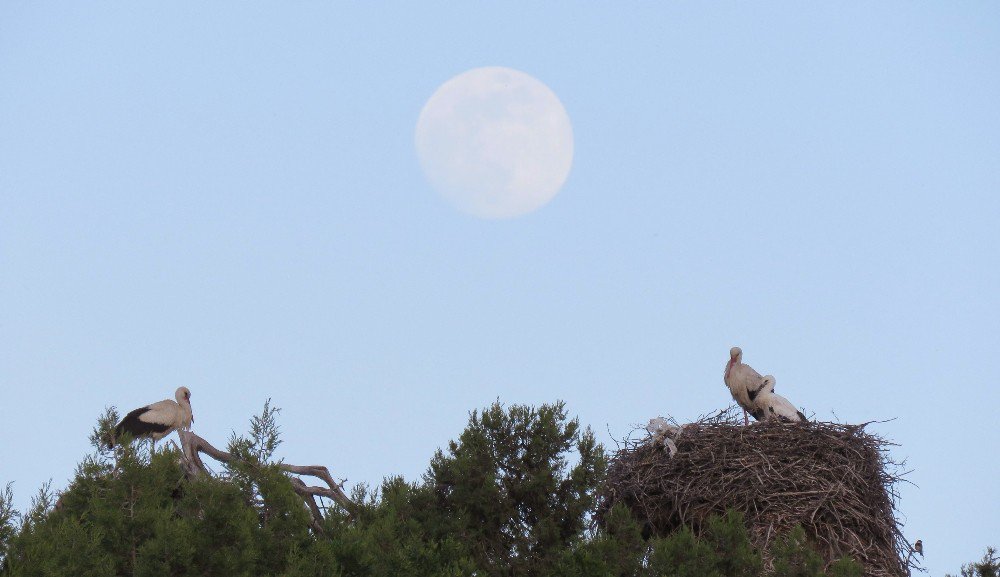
[221,401,317,574]
[89,406,120,454]
[767,525,860,577]
[825,558,864,577]
[551,503,646,577]
[637,509,766,577]
[650,524,725,577]
[553,506,862,577]
[770,526,826,577]
[2,406,335,577]
[313,478,476,577]
[701,509,763,577]
[0,399,888,577]
[228,398,282,465]
[0,484,18,569]
[426,400,607,577]
[948,547,1000,577]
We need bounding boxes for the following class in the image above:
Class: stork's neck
[179,398,193,428]
[174,392,193,428]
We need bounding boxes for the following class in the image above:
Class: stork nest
[597,408,914,577]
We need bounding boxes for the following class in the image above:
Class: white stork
[748,375,806,423]
[724,346,765,425]
[109,386,194,450]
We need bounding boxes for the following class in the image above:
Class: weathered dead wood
[177,429,354,530]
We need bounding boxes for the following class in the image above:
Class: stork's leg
[743,409,749,425]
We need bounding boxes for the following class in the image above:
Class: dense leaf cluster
[0,400,973,576]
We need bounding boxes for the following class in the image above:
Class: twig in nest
[597,412,913,577]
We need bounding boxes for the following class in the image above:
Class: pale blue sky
[2,3,998,574]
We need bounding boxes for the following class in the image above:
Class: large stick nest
[597,408,914,577]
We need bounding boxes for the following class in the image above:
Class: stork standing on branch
[109,386,194,450]
[724,346,764,425]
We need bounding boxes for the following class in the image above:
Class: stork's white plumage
[646,417,680,440]
[109,387,194,449]
[724,346,765,425]
[646,418,681,457]
[749,376,806,423]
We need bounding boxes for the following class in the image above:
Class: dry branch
[177,429,354,530]
[598,408,915,577]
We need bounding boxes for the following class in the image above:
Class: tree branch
[177,429,354,529]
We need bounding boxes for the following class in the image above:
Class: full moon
[415,67,574,219]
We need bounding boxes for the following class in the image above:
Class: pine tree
[424,400,607,577]
[1,406,339,577]
[948,547,1000,577]
[0,400,908,577]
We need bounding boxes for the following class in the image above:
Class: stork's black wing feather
[112,406,171,445]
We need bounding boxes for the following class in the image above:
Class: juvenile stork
[109,386,194,450]
[724,346,764,425]
[749,375,806,423]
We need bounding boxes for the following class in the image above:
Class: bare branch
[177,429,354,528]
